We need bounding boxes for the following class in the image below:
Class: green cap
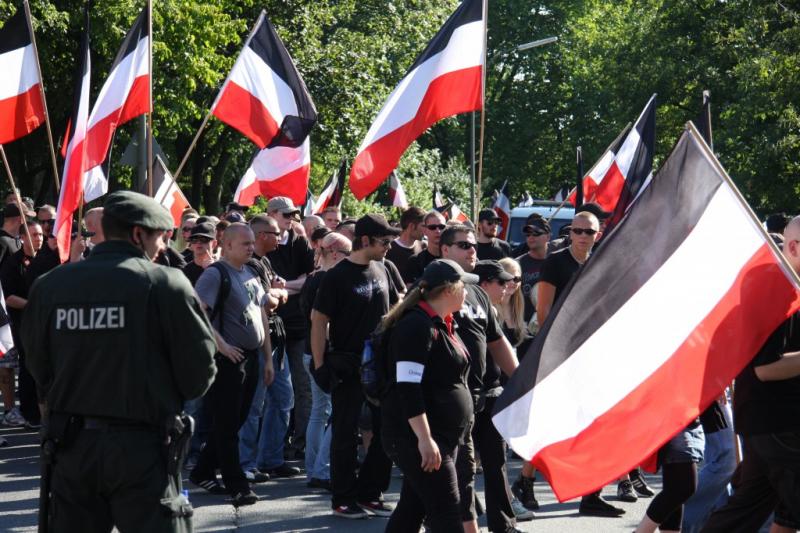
[103,190,174,231]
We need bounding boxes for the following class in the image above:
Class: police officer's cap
[103,191,174,231]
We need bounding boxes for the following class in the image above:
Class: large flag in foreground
[233,138,310,206]
[55,11,91,263]
[82,7,150,202]
[492,123,800,502]
[349,0,485,199]
[150,155,190,228]
[0,8,45,144]
[211,10,317,149]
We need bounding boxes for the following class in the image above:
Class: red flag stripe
[235,163,310,206]
[234,140,310,205]
[529,244,800,501]
[0,43,39,100]
[0,82,44,144]
[350,65,482,199]
[212,79,281,149]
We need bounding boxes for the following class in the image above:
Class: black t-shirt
[0,230,21,268]
[386,240,424,279]
[267,229,315,339]
[382,305,472,452]
[734,313,800,436]
[182,262,206,286]
[384,259,405,295]
[181,248,193,263]
[300,270,326,355]
[539,247,581,303]
[516,253,545,322]
[313,259,400,354]
[403,248,439,285]
[155,247,187,269]
[476,238,511,260]
[453,284,504,395]
[0,248,32,332]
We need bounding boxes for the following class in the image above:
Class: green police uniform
[22,191,217,533]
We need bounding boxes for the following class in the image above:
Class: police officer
[23,191,217,532]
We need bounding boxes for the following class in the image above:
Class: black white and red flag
[233,138,310,206]
[349,0,485,199]
[433,184,445,210]
[313,158,347,213]
[492,123,800,502]
[82,7,150,202]
[0,284,14,359]
[302,188,316,217]
[492,180,511,239]
[211,10,317,149]
[383,171,409,209]
[55,9,91,262]
[147,155,190,228]
[0,7,45,144]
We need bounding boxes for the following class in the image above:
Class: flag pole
[172,10,266,181]
[23,0,60,194]
[146,0,154,197]
[575,146,584,206]
[0,145,33,247]
[702,89,713,151]
[475,0,488,218]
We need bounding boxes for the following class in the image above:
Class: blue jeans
[303,353,331,480]
[238,347,294,471]
[682,403,736,533]
[184,395,211,463]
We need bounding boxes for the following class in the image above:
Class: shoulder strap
[207,262,231,336]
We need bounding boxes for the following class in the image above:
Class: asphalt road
[1,423,661,532]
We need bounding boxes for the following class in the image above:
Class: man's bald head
[782,216,800,273]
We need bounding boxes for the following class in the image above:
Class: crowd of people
[1,190,798,532]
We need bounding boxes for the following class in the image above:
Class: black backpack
[207,259,278,339]
[361,323,393,406]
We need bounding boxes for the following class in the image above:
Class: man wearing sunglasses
[516,214,551,327]
[476,208,512,261]
[440,225,523,533]
[403,210,446,286]
[182,223,218,286]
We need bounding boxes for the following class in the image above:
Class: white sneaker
[511,497,535,521]
[3,407,26,427]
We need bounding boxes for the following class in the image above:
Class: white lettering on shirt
[55,306,126,331]
[396,361,425,384]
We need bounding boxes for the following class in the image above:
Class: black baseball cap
[420,259,479,289]
[473,260,514,284]
[189,222,216,240]
[354,214,401,238]
[576,202,612,220]
[478,208,501,223]
[3,203,34,218]
[523,214,551,234]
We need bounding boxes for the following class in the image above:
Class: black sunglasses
[189,237,213,244]
[525,230,546,237]
[424,224,446,231]
[483,219,501,225]
[371,237,394,247]
[571,228,598,236]
[257,230,281,236]
[452,241,477,250]
[509,276,522,283]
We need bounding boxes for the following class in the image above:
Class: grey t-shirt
[195,261,267,351]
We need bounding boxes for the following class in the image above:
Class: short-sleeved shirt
[0,248,32,331]
[386,239,424,277]
[454,284,504,394]
[195,261,267,350]
[539,247,581,303]
[383,259,405,295]
[476,238,511,261]
[267,228,315,338]
[182,261,206,286]
[0,230,21,268]
[382,305,472,452]
[313,259,400,354]
[300,270,327,355]
[403,248,439,285]
[516,253,546,322]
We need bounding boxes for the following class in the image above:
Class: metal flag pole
[146,0,154,196]
[474,0,488,220]
[0,145,33,246]
[172,10,266,181]
[23,0,60,194]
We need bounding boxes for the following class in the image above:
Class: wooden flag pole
[172,10,266,181]
[0,145,33,247]
[475,0,488,218]
[23,0,60,194]
[146,0,154,197]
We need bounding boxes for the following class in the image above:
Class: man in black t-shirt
[385,206,425,276]
[515,215,550,324]
[0,203,25,268]
[182,222,217,286]
[403,210,445,285]
[311,214,401,519]
[476,208,512,261]
[440,225,523,532]
[703,217,800,532]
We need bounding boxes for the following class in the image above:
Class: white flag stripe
[495,183,766,459]
[357,20,484,152]
[614,125,641,179]
[86,37,149,129]
[228,45,298,125]
[82,166,107,203]
[587,149,615,183]
[0,44,40,100]
[246,138,310,182]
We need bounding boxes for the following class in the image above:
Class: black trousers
[329,376,392,508]
[50,427,188,533]
[473,396,515,532]
[702,432,800,532]
[385,439,462,533]
[192,350,259,495]
[13,327,40,424]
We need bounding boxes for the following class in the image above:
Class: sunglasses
[189,237,213,244]
[257,230,281,236]
[571,228,598,236]
[281,211,299,219]
[452,241,477,250]
[525,230,546,237]
[424,224,446,231]
[371,237,394,247]
[509,276,522,283]
[483,219,501,225]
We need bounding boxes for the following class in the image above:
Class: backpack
[207,260,271,338]
[361,323,393,407]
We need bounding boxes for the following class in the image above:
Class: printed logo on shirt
[458,301,487,321]
[353,277,386,299]
[54,305,126,331]
[396,361,424,384]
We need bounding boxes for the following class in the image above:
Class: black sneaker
[231,490,258,507]
[616,480,638,502]
[358,500,393,517]
[579,493,625,517]
[189,475,227,495]
[630,470,656,497]
[333,505,369,519]
[261,463,301,478]
[245,470,270,483]
[511,475,539,510]
[307,477,332,491]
